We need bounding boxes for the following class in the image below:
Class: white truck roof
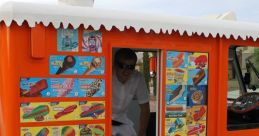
[1,1,259,41]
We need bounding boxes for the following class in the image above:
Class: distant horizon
[1,0,259,23]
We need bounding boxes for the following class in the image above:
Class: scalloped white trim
[1,2,259,41]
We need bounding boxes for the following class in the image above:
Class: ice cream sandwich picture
[168,85,184,104]
[187,69,208,85]
[166,85,187,105]
[192,69,205,85]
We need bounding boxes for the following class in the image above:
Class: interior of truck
[112,48,159,136]
[227,46,259,130]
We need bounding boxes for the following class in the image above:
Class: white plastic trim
[1,2,259,41]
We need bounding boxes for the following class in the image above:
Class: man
[112,48,150,136]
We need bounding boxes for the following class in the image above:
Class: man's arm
[138,102,150,136]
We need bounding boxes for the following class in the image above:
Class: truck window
[227,46,259,130]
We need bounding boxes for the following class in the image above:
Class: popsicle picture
[22,105,50,122]
[80,103,105,119]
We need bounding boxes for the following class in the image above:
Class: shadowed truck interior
[227,46,259,130]
[112,48,159,136]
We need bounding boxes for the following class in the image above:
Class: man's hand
[138,102,150,136]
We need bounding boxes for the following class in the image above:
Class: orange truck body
[0,17,259,136]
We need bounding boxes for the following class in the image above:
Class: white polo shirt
[112,70,149,125]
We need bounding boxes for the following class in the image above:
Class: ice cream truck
[0,1,259,136]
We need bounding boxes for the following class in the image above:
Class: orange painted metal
[31,23,46,59]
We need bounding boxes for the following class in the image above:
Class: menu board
[21,124,105,136]
[20,28,106,135]
[165,51,208,136]
[20,101,105,122]
[49,55,105,75]
[20,78,105,97]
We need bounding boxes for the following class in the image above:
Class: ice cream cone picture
[56,55,76,75]
[84,57,102,75]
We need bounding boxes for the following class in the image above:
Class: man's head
[114,48,137,84]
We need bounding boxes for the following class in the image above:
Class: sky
[1,0,259,23]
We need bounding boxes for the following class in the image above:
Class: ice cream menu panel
[20,78,105,97]
[49,55,105,75]
[19,28,106,135]
[20,101,105,122]
[21,124,105,136]
[165,51,208,136]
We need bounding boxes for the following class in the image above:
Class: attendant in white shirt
[112,48,150,136]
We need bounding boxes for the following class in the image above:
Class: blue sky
[1,0,259,23]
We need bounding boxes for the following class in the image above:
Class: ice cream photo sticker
[82,30,102,53]
[57,28,78,52]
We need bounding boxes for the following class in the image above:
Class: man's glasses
[117,61,135,70]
